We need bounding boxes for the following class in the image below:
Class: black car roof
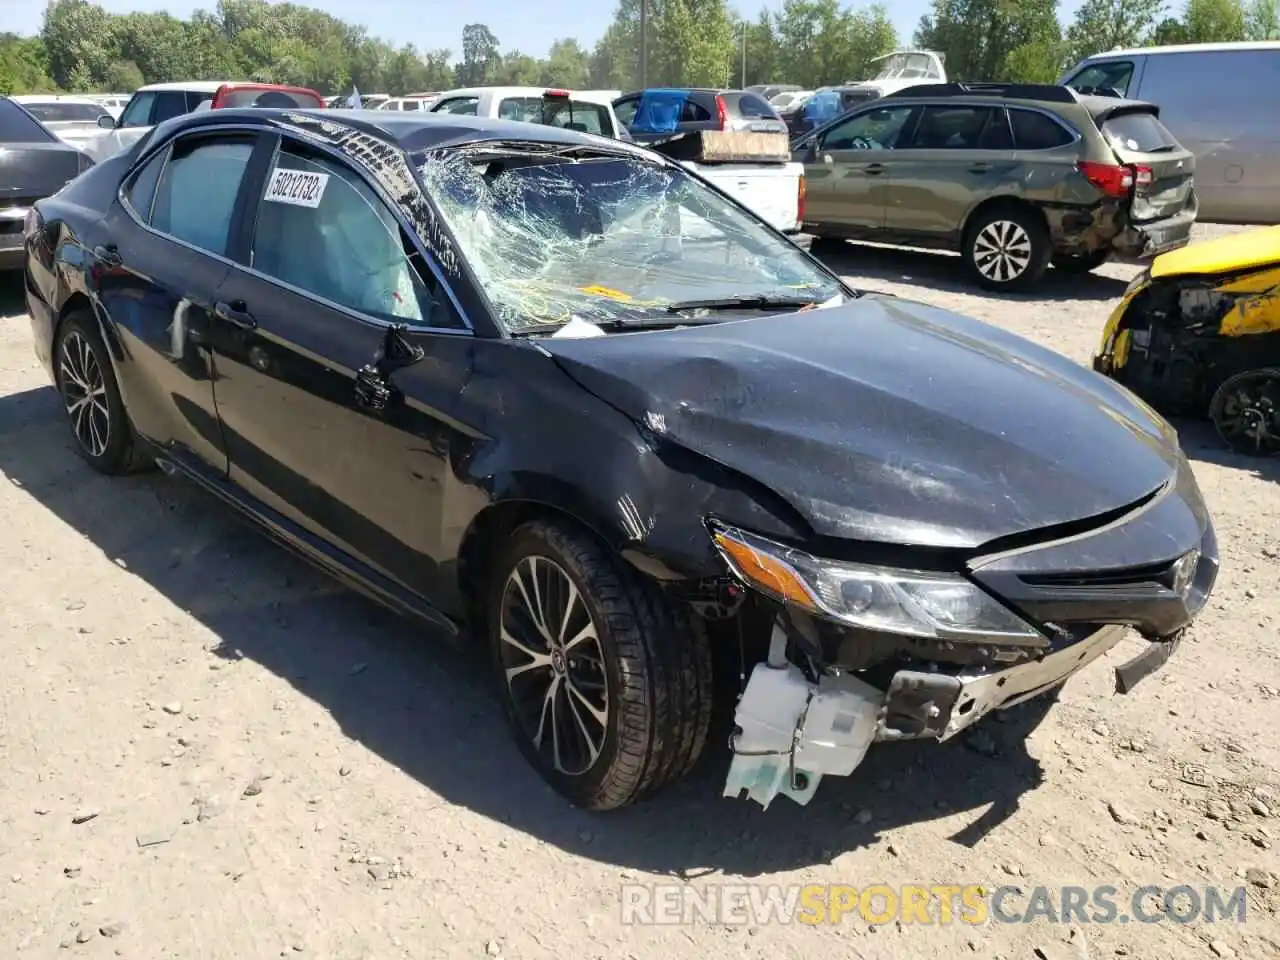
[145,106,642,156]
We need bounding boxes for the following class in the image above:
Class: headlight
[710,524,1046,646]
[1124,267,1150,297]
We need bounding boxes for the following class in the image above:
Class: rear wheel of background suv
[962,206,1050,292]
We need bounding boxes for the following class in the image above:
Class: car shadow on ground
[810,239,1130,302]
[0,383,1055,876]
[0,271,25,317]
[1175,417,1280,484]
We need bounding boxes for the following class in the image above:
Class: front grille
[1019,558,1180,591]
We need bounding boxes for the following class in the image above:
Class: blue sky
[9,0,940,59]
[10,0,1087,61]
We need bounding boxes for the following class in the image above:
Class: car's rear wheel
[1052,249,1111,275]
[963,207,1050,292]
[487,519,713,810]
[1209,367,1280,457]
[54,310,148,475]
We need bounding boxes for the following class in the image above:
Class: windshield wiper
[664,294,828,313]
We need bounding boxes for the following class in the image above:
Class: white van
[1060,42,1280,224]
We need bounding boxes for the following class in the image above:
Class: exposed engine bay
[1099,268,1280,455]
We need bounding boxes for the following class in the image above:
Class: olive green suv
[790,82,1198,291]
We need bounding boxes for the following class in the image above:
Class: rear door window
[1065,61,1134,97]
[543,99,612,135]
[1101,112,1180,153]
[736,93,777,118]
[1010,109,1075,150]
[628,91,710,133]
[0,98,57,143]
[432,97,480,115]
[150,135,254,256]
[151,91,192,124]
[123,147,169,221]
[497,97,543,122]
[905,106,1001,149]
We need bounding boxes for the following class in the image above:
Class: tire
[1052,250,1111,275]
[963,206,1051,292]
[53,309,150,475]
[1208,367,1280,457]
[486,519,714,810]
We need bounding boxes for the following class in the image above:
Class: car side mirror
[97,114,116,130]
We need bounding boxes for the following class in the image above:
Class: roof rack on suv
[882,82,1079,103]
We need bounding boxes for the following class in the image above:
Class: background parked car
[792,82,1198,290]
[783,85,884,139]
[428,87,627,139]
[746,83,803,101]
[89,93,130,119]
[0,96,93,270]
[612,88,787,142]
[769,90,812,111]
[84,81,325,164]
[1060,40,1280,224]
[378,95,439,110]
[9,95,112,152]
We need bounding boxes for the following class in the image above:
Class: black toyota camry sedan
[24,107,1219,811]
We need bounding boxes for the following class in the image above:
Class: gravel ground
[0,224,1276,960]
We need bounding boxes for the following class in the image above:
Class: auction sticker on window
[264,168,329,208]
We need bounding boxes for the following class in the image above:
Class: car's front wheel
[487,519,714,810]
[54,310,148,475]
[963,207,1050,292]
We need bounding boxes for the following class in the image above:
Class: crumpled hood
[542,296,1182,549]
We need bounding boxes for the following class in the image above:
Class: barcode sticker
[264,168,329,208]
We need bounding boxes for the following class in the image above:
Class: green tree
[1246,0,1280,35]
[1151,15,1190,41]
[543,38,591,87]
[41,0,117,88]
[741,11,781,87]
[103,59,145,91]
[776,0,898,89]
[1065,0,1165,64]
[457,23,500,85]
[0,33,55,93]
[916,0,1061,81]
[1182,0,1247,38]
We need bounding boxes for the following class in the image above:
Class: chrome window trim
[115,120,477,337]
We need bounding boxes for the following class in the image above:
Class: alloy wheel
[59,330,111,458]
[1211,369,1280,457]
[499,555,611,777]
[973,220,1033,284]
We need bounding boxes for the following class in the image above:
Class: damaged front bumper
[724,621,1144,809]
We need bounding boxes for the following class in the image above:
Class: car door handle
[863,163,886,175]
[968,163,992,173]
[214,300,256,331]
[93,244,122,267]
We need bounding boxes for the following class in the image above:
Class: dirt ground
[0,224,1276,960]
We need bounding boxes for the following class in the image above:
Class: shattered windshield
[416,145,843,333]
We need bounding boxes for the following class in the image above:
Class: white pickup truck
[679,156,804,235]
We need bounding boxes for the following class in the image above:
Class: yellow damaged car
[1094,226,1280,456]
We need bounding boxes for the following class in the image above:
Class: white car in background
[376,96,438,111]
[89,93,130,119]
[9,95,112,152]
[427,86,628,139]
[81,80,234,163]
